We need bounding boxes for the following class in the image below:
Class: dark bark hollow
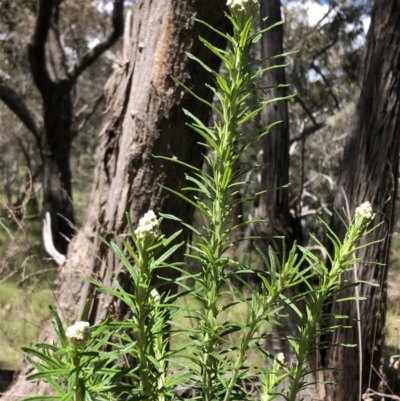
[323,1,400,399]
[1,1,228,398]
[27,1,76,254]
[42,91,75,254]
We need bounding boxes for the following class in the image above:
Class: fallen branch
[42,212,66,266]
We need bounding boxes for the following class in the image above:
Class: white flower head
[227,0,260,13]
[276,352,285,363]
[151,288,161,301]
[227,0,260,26]
[65,321,90,347]
[354,201,375,227]
[134,210,161,247]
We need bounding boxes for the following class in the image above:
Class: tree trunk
[323,1,400,399]
[2,0,228,398]
[249,0,298,254]
[28,2,77,253]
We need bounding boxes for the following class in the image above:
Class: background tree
[321,0,400,398]
[0,0,123,253]
[249,0,297,251]
[1,0,229,398]
[284,0,368,236]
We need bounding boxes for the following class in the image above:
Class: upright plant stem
[136,251,152,397]
[72,352,84,401]
[199,16,251,400]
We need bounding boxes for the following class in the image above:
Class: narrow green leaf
[154,242,184,266]
[199,36,231,68]
[159,184,206,215]
[49,306,68,348]
[172,76,223,118]
[215,74,231,95]
[184,174,213,197]
[79,299,90,322]
[27,369,70,381]
[21,397,63,401]
[153,155,202,174]
[23,348,64,369]
[194,17,232,42]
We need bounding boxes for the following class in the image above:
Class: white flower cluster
[134,210,161,246]
[276,352,285,363]
[65,321,90,347]
[227,0,260,24]
[151,288,161,301]
[227,0,260,13]
[355,201,375,226]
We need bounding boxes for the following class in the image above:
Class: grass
[0,282,55,370]
[0,180,91,370]
[0,206,57,370]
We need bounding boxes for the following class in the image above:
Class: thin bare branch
[16,136,32,170]
[289,122,325,145]
[295,94,319,126]
[0,76,42,140]
[66,0,124,88]
[294,5,335,50]
[308,34,341,109]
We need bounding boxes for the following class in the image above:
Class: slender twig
[66,0,124,89]
[0,78,42,141]
[289,94,325,145]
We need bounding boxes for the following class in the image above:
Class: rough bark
[1,0,228,398]
[323,1,400,399]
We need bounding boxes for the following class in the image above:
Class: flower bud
[65,321,90,348]
[276,352,285,363]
